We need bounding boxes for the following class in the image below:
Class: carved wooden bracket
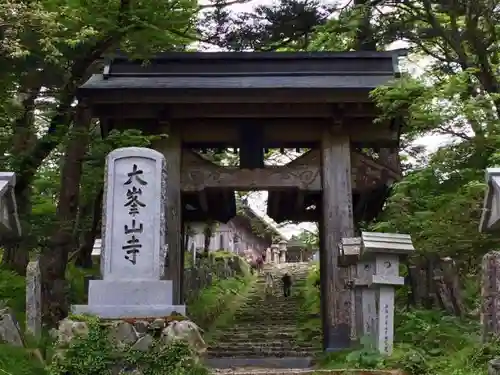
[181,165,321,191]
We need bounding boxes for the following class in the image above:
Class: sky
[198,0,452,239]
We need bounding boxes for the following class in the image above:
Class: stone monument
[72,147,185,318]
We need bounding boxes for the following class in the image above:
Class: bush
[0,268,27,323]
[48,317,208,375]
[296,263,321,343]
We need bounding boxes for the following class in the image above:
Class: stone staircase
[207,262,320,371]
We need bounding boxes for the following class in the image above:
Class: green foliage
[0,268,26,322]
[66,262,101,305]
[48,317,208,375]
[0,344,47,375]
[296,263,321,343]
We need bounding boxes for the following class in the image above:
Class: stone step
[210,338,313,345]
[222,324,299,332]
[205,356,313,369]
[208,349,316,358]
[210,369,405,375]
[210,343,318,351]
[216,332,299,341]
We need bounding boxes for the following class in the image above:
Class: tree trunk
[39,106,91,326]
[75,189,103,269]
[1,81,40,274]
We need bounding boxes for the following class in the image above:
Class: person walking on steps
[281,272,292,297]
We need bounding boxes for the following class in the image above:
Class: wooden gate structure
[77,51,403,351]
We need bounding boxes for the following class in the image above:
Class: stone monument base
[71,304,186,318]
[72,279,185,318]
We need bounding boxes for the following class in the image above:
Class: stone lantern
[278,240,288,264]
[271,244,279,264]
[265,247,272,263]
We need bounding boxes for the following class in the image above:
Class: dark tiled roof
[80,73,395,90]
[79,50,405,93]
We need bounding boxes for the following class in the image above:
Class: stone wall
[184,255,249,302]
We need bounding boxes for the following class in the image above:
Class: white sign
[103,147,166,281]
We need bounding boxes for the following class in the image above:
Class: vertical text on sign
[104,147,166,281]
[122,164,148,265]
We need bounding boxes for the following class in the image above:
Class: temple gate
[77,51,403,351]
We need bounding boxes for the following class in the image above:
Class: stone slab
[370,274,405,286]
[204,357,314,369]
[87,279,173,306]
[101,147,166,281]
[71,304,186,318]
[361,232,415,256]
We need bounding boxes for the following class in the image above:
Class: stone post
[278,240,288,264]
[26,260,42,340]
[481,251,500,341]
[359,232,415,355]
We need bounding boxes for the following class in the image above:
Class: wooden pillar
[320,129,355,351]
[160,125,183,305]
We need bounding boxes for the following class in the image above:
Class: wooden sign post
[360,232,415,355]
[339,237,361,342]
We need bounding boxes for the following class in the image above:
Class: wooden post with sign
[360,232,415,355]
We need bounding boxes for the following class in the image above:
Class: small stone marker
[72,147,185,318]
[26,260,42,340]
[360,232,415,355]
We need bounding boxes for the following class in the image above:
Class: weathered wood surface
[182,164,321,191]
[407,257,465,317]
[161,126,183,305]
[320,128,354,350]
[181,148,400,193]
[356,261,377,342]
